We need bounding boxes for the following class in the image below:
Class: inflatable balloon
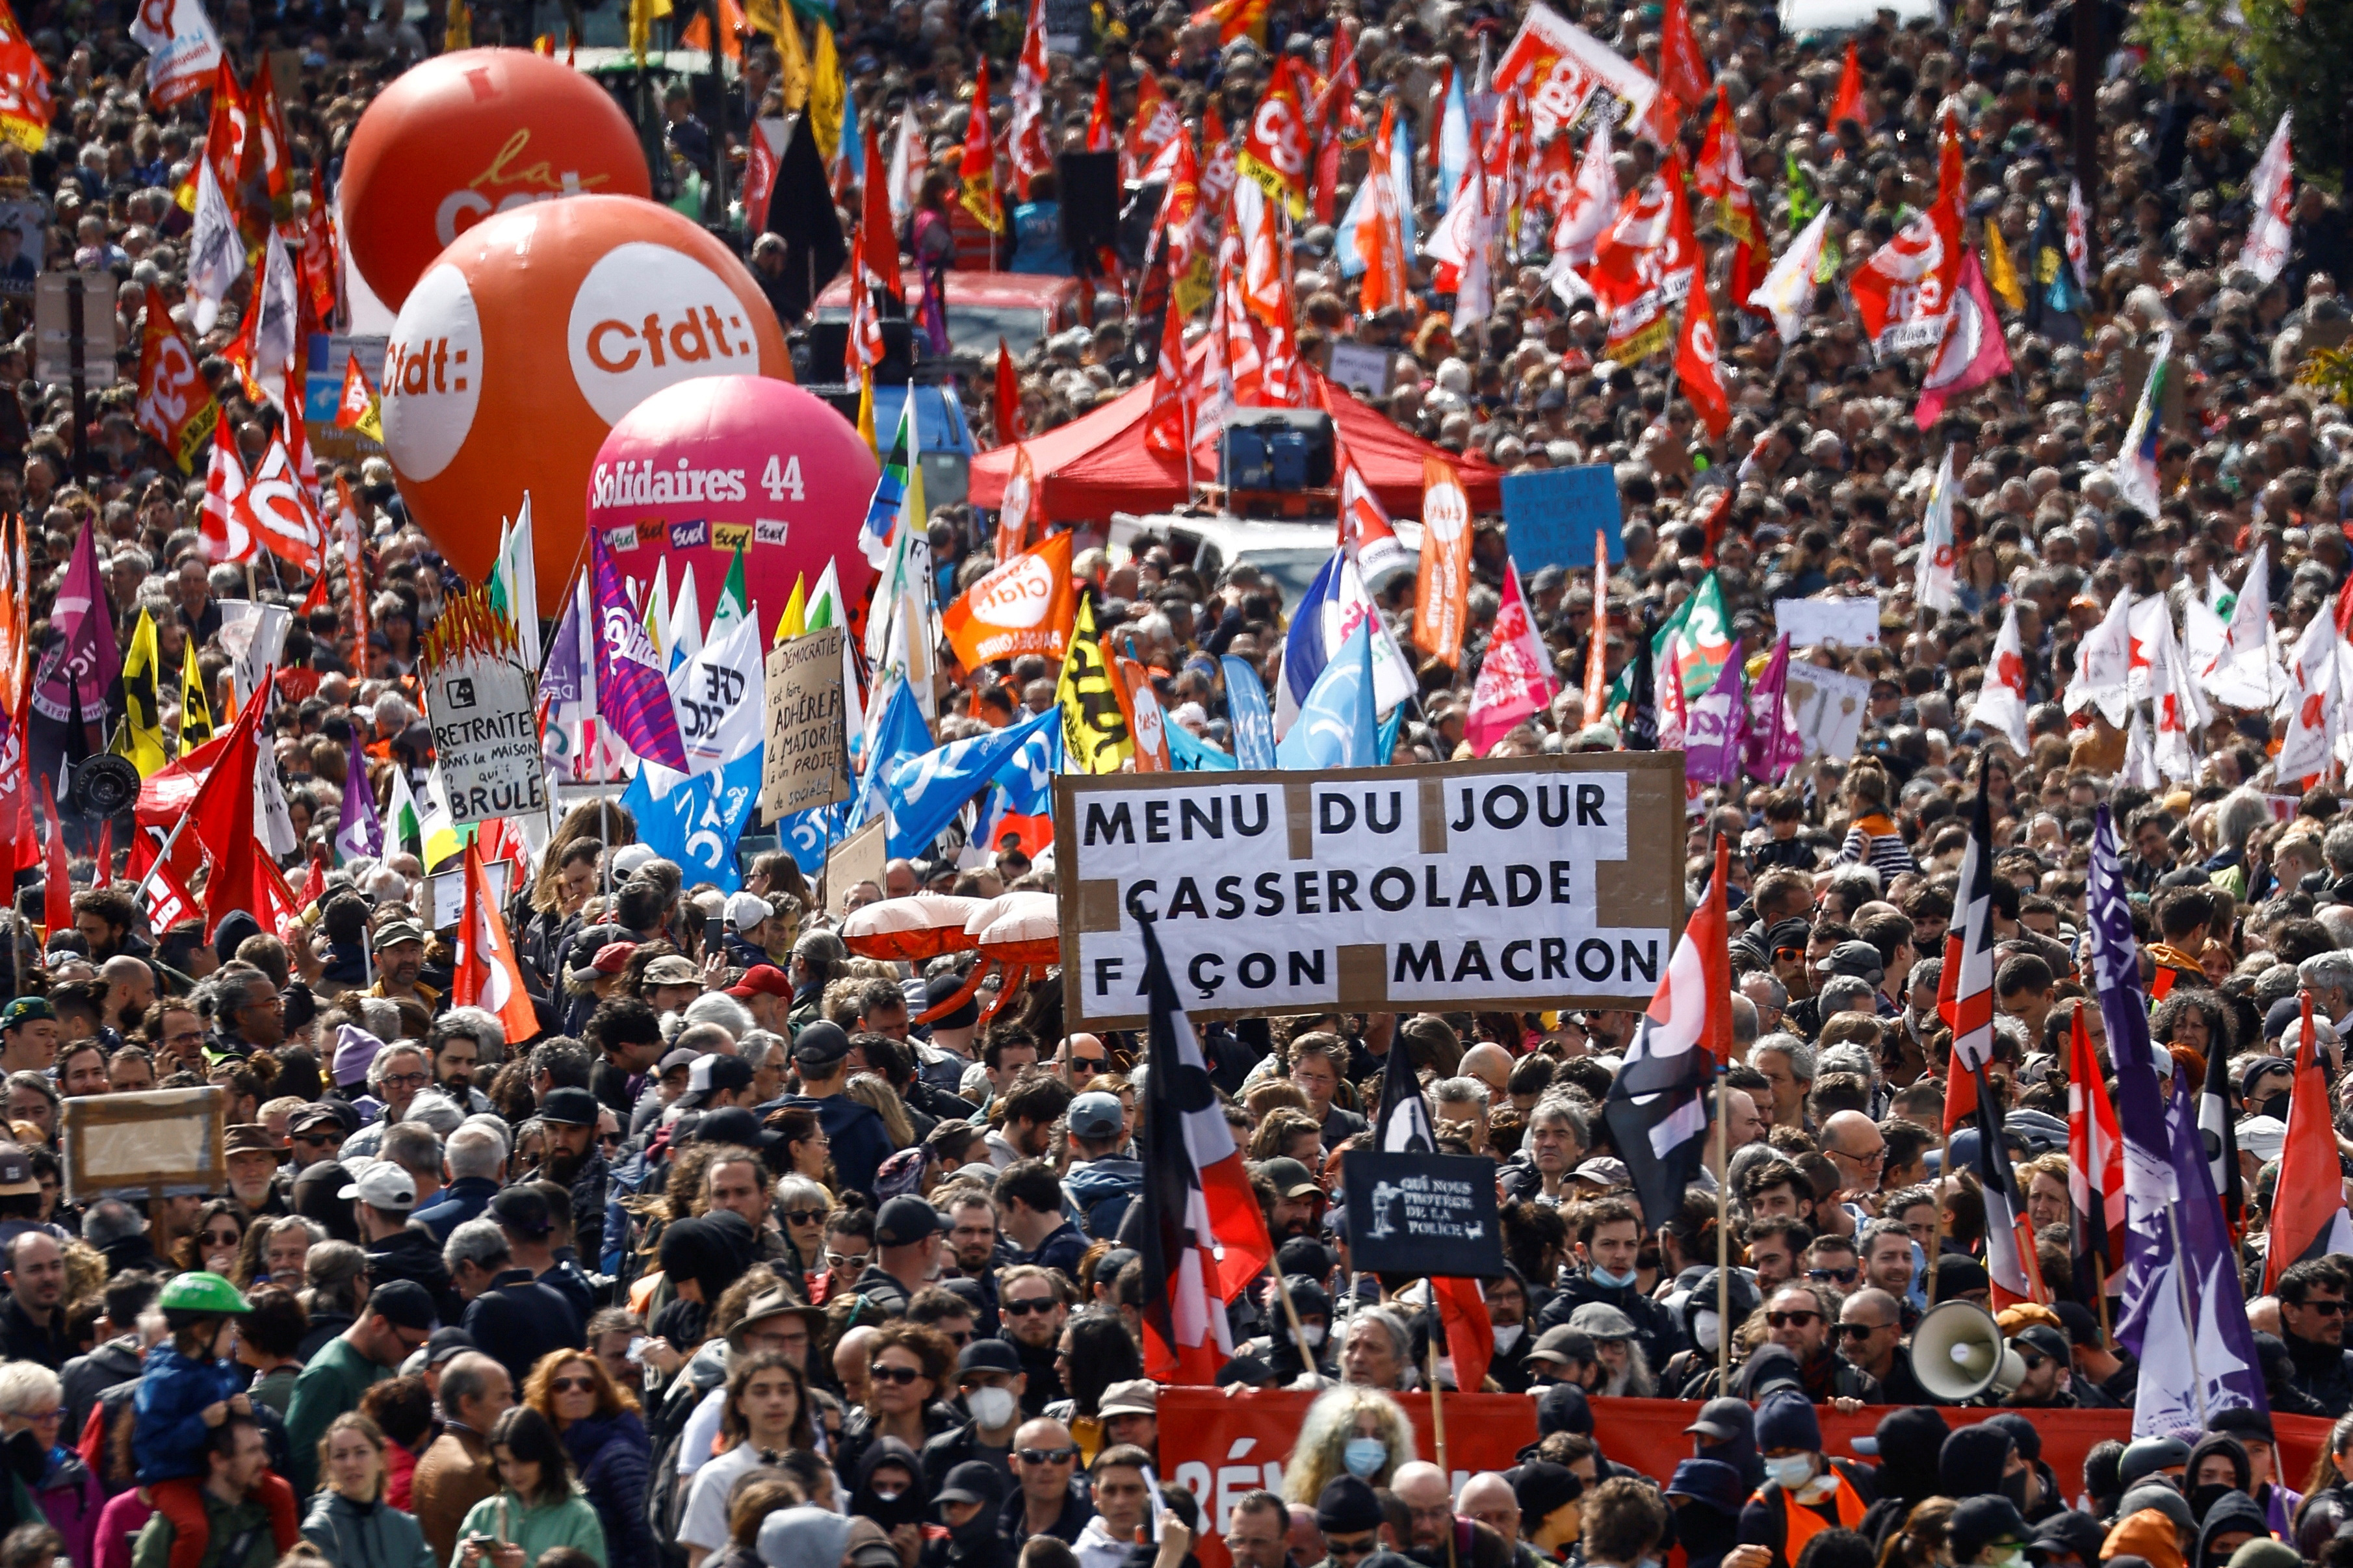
[339,48,651,310]
[380,194,793,608]
[586,377,878,637]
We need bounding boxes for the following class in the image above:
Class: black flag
[769,113,848,324]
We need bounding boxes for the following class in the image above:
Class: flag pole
[1715,1063,1731,1386]
[127,808,200,907]
[2092,1256,2112,1348]
[1929,1126,1953,1302]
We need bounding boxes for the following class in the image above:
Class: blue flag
[621,750,764,893]
[1167,721,1238,771]
[1275,621,1376,771]
[884,706,1060,858]
[1222,654,1277,769]
[1376,702,1405,765]
[775,802,849,875]
[972,723,1061,858]
[848,678,931,832]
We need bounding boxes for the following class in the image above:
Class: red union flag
[129,0,221,108]
[133,285,220,473]
[1851,205,1956,352]
[236,432,324,575]
[1587,153,1698,362]
[1237,57,1311,218]
[1492,2,1658,140]
[0,0,49,151]
[942,528,1076,667]
[1674,272,1731,437]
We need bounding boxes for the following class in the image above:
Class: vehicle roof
[813,271,1080,309]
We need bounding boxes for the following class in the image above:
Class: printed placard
[1343,1150,1506,1277]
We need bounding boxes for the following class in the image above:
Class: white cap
[725,892,774,931]
[338,1161,417,1211]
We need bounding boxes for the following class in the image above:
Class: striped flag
[454,841,538,1043]
[1132,916,1274,1384]
[2265,994,2353,1292]
[2068,1005,2125,1304]
[1603,839,1730,1230]
[1970,1060,2048,1307]
[1936,771,1997,1134]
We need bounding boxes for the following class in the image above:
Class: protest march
[0,0,2346,1567]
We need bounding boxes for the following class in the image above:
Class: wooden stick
[1929,1129,1954,1302]
[1716,1068,1732,1387]
[1427,1330,1454,1568]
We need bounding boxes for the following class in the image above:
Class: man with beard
[1760,1283,1880,1402]
[1254,1159,1326,1242]
[1534,1198,1682,1367]
[346,1159,463,1326]
[428,1013,498,1113]
[100,955,155,1035]
[942,1191,1004,1334]
[223,1125,289,1216]
[526,1086,609,1267]
[369,919,437,1010]
[71,888,140,962]
[994,1264,1069,1415]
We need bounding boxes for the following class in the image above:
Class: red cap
[727,964,792,999]
[591,942,638,975]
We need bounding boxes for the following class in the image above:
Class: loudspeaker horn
[1908,1300,2011,1403]
[68,755,141,821]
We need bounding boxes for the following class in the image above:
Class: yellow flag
[742,0,781,39]
[856,369,878,455]
[1983,220,2023,313]
[445,1,471,49]
[777,12,810,111]
[179,649,213,756]
[629,0,673,61]
[811,23,844,161]
[116,610,169,777]
[777,574,808,642]
[1055,596,1132,774]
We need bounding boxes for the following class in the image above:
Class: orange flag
[455,840,540,1044]
[1413,458,1472,667]
[942,529,1076,668]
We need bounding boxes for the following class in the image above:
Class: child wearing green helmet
[133,1272,301,1568]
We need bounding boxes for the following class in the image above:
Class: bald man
[1457,1472,1520,1545]
[833,1324,880,1410]
[1459,1043,1514,1099]
[1393,1463,1460,1558]
[1819,1111,1890,1213]
[100,956,156,1035]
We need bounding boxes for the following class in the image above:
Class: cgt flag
[1130,914,1275,1384]
[133,284,219,472]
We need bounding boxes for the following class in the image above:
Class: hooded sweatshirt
[2103,1509,2188,1568]
[759,1506,856,1568]
[2192,1493,2270,1568]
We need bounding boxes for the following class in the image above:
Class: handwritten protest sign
[761,627,850,823]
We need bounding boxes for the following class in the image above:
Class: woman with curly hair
[525,1348,654,1568]
[1247,1107,1323,1164]
[833,1321,956,1484]
[1279,1386,1417,1505]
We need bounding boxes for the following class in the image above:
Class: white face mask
[1299,1324,1327,1349]
[1492,1324,1524,1353]
[1695,1311,1722,1354]
[1763,1455,1816,1491]
[965,1385,1018,1431]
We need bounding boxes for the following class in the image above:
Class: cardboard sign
[423,857,515,930]
[1773,596,1882,648]
[1054,752,1685,1029]
[60,1086,227,1202]
[1342,1150,1505,1277]
[1501,464,1624,572]
[1782,663,1873,761]
[760,627,850,824]
[824,816,889,912]
[425,645,547,827]
[1326,339,1396,397]
[33,272,118,387]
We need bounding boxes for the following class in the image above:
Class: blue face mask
[1589,1264,1638,1289]
[1343,1439,1389,1478]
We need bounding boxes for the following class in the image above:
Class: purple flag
[1682,651,1746,785]
[334,726,384,863]
[1740,635,1805,782]
[591,532,690,772]
[32,525,120,724]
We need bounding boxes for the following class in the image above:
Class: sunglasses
[782,1209,825,1226]
[1326,1541,1381,1560]
[1019,1446,1078,1465]
[549,1377,596,1393]
[2018,1355,2048,1372]
[201,1228,242,1247]
[1836,1322,1887,1339]
[1067,1057,1107,1075]
[868,1364,926,1385]
[1003,1297,1057,1316]
[1808,1268,1858,1284]
[825,1251,869,1270]
[2304,1300,2349,1316]
[292,1132,341,1148]
[1766,1311,1822,1328]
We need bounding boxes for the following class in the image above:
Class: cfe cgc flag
[133,284,219,474]
[420,585,548,828]
[944,529,1076,667]
[128,0,221,108]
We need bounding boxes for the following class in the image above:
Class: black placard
[1342,1151,1505,1278]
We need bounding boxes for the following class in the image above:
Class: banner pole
[1929,1128,1953,1302]
[1425,1332,1451,1532]
[128,808,198,907]
[1269,1266,1314,1384]
[2092,1256,2112,1348]
[1715,1064,1731,1387]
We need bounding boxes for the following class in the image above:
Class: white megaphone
[1908,1301,2027,1403]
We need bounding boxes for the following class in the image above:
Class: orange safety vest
[1754,1470,1868,1568]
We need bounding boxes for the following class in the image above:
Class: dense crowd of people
[0,0,2348,1566]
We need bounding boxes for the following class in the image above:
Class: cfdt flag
[1604,840,1731,1231]
[1130,916,1274,1384]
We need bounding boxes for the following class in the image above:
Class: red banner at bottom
[1164,1389,2339,1568]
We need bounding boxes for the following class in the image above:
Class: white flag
[129,0,221,109]
[2277,608,2339,782]
[2064,179,2091,291]
[2066,591,2133,726]
[1914,447,1956,612]
[1970,604,2031,754]
[2204,543,2281,712]
[186,160,243,332]
[2240,112,2295,285]
[1747,209,1830,346]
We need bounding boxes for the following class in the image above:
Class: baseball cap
[486,1186,553,1236]
[340,1162,419,1211]
[2010,1324,2068,1364]
[540,1087,600,1127]
[1826,940,1886,981]
[727,965,792,1000]
[610,845,658,878]
[658,1049,699,1075]
[0,997,52,1030]
[290,1103,354,1135]
[0,1143,36,1197]
[421,1326,478,1366]
[589,942,638,975]
[1570,1157,1631,1189]
[367,1279,439,1332]
[690,1107,774,1148]
[792,1020,852,1068]
[1526,1325,1596,1368]
[875,1195,943,1248]
[2237,1114,2287,1164]
[936,1461,1005,1508]
[1067,1091,1124,1140]
[726,892,774,930]
[957,1338,1023,1376]
[680,1054,755,1109]
[1255,1157,1320,1198]
[642,955,699,986]
[371,920,426,953]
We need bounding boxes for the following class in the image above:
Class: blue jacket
[411,1176,500,1245]
[562,1411,655,1568]
[132,1342,246,1484]
[774,1093,893,1199]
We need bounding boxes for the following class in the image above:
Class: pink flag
[1741,634,1804,782]
[1465,560,1556,755]
[1682,651,1746,785]
[1912,249,2012,430]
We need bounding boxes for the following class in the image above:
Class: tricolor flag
[2264,994,2353,1292]
[1603,839,1731,1231]
[454,841,539,1043]
[1970,1063,2048,1307]
[2114,331,2172,518]
[1936,772,1996,1135]
[1132,915,1275,1385]
[2067,1004,2125,1306]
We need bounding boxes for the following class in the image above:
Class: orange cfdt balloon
[379,194,794,608]
[339,47,652,311]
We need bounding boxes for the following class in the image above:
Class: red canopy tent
[967,378,1505,524]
